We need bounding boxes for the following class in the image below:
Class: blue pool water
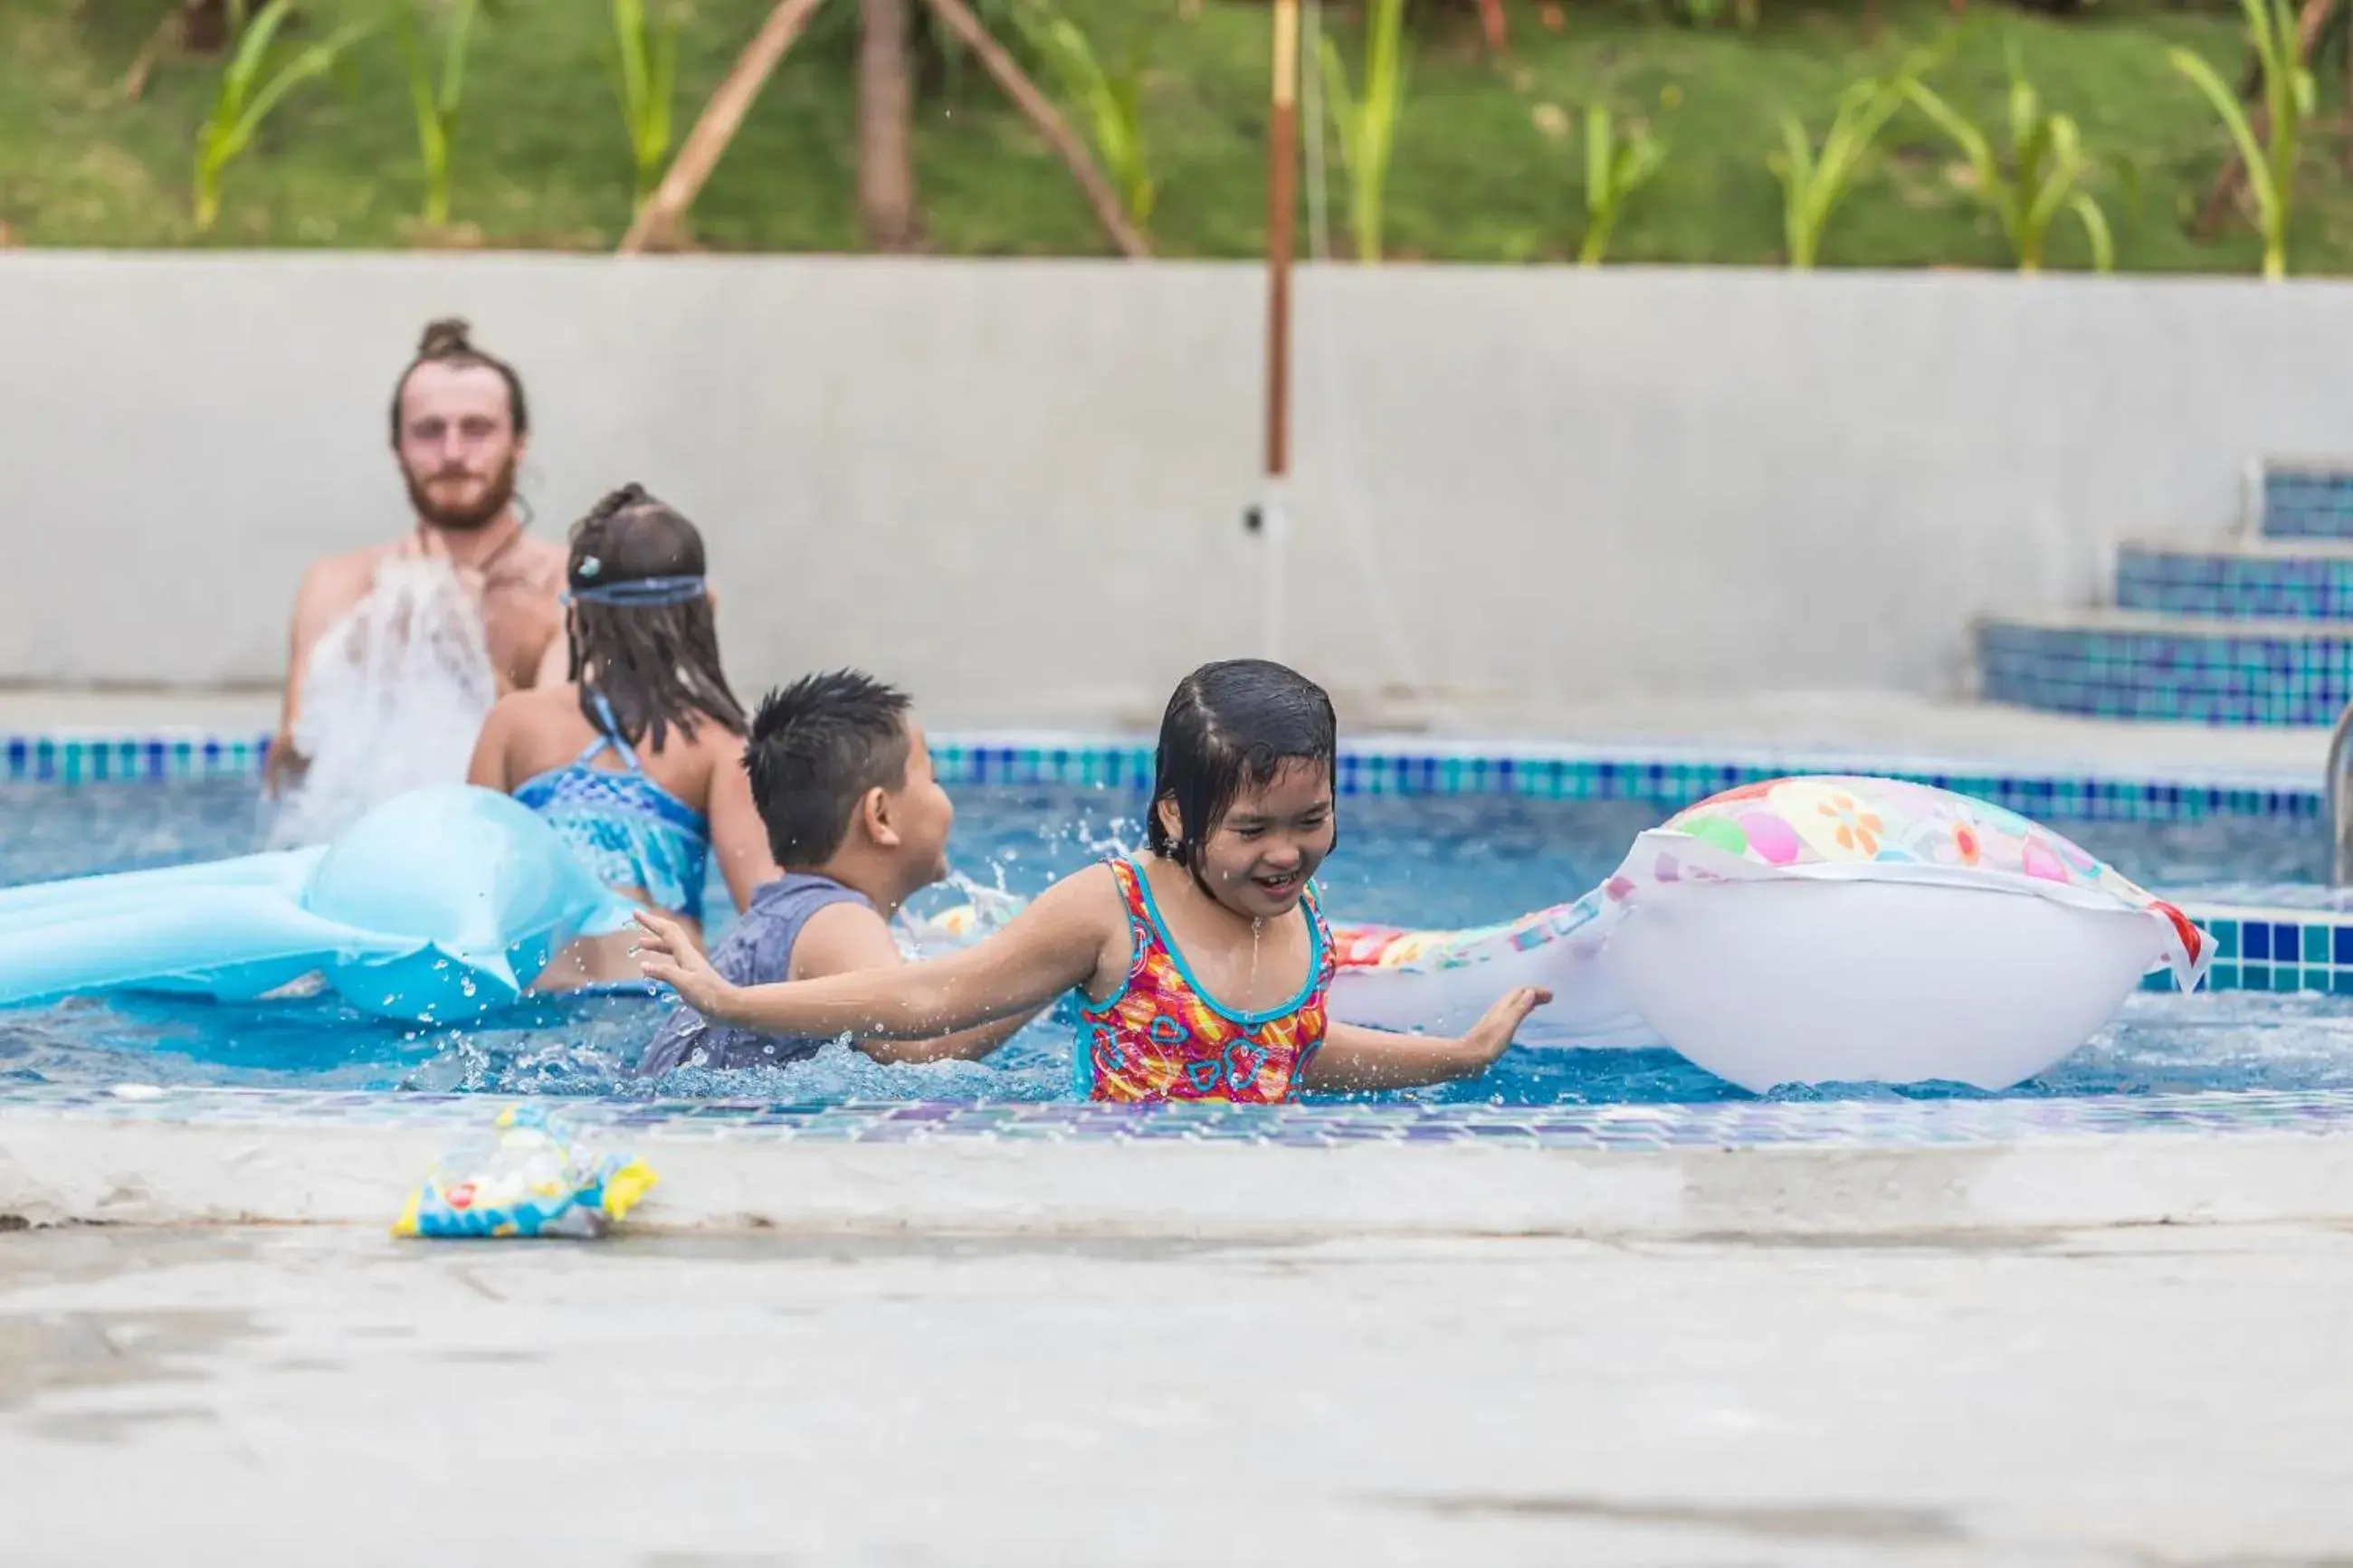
[0,779,2346,1104]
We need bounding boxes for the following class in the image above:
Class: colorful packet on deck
[394,1103,657,1240]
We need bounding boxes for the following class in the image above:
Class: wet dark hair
[388,318,530,444]
[565,483,746,752]
[1147,660,1338,879]
[742,671,915,868]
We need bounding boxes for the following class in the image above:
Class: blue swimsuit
[511,691,712,922]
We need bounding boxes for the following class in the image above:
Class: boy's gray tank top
[635,872,873,1077]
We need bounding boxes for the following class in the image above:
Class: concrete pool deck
[3,1220,2351,1565]
[5,1095,2353,1236]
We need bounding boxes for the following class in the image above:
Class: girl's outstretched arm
[703,752,783,914]
[1301,986,1551,1093]
[635,866,1118,1041]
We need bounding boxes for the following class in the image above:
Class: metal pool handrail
[2331,699,2353,886]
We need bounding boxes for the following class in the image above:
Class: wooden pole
[619,0,829,255]
[1260,0,1300,664]
[1266,0,1298,484]
[1473,0,1507,52]
[858,0,922,250]
[919,0,1150,258]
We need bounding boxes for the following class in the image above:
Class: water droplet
[1248,917,1264,1009]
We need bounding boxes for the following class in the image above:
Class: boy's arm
[792,903,1041,1063]
[636,865,1118,1042]
[1299,987,1551,1093]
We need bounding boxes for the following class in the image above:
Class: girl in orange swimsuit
[635,660,1548,1102]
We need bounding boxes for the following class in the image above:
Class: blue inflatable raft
[0,786,636,1025]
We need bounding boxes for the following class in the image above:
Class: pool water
[0,779,2346,1105]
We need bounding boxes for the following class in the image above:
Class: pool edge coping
[7,1107,2353,1235]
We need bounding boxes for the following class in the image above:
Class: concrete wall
[5,252,2348,726]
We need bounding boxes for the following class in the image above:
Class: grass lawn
[6,0,2353,273]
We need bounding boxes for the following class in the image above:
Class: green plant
[1320,0,1412,263]
[1577,103,1667,265]
[192,0,376,232]
[1902,43,2114,272]
[393,0,482,228]
[1016,5,1157,225]
[2170,0,2312,280]
[1646,0,1760,29]
[1768,52,1933,268]
[606,0,678,208]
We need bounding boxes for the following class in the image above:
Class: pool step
[2254,458,2353,542]
[1976,608,2353,727]
[2116,537,2353,622]
[1976,455,2353,724]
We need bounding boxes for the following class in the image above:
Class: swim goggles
[562,574,708,607]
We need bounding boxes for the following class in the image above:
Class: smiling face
[1156,757,1337,920]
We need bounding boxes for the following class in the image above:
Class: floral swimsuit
[1074,858,1335,1103]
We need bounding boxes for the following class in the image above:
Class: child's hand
[634,909,734,1018]
[1460,986,1552,1069]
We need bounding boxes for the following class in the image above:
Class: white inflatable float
[1326,775,2210,1091]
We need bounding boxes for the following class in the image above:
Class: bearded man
[266,319,568,802]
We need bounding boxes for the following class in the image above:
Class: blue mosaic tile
[1977,616,2353,727]
[2117,545,2353,622]
[2,728,2322,826]
[0,731,273,783]
[1983,464,2353,725]
[2262,464,2353,541]
[2115,893,2353,998]
[2136,893,2353,992]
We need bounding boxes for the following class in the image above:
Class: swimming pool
[5,774,2348,1106]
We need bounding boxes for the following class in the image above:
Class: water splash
[263,555,500,849]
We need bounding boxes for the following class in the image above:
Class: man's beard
[404,452,519,533]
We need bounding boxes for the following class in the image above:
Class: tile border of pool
[10,1081,2353,1151]
[0,726,2328,822]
